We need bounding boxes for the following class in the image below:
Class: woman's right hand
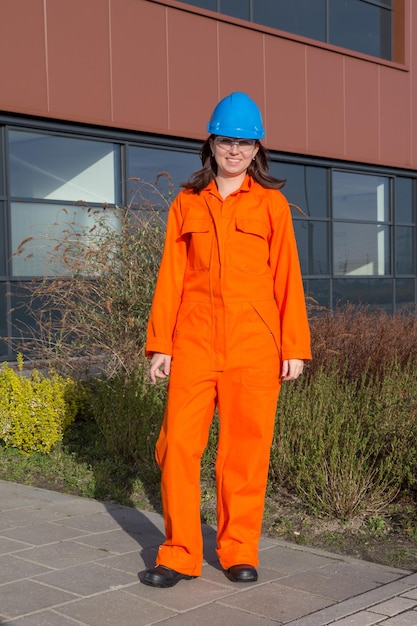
[149,353,172,384]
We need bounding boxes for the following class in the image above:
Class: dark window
[0,130,4,277]
[294,220,329,276]
[253,0,326,41]
[0,202,5,277]
[333,277,393,311]
[396,278,415,311]
[271,162,328,218]
[0,129,4,197]
[220,0,250,20]
[395,226,415,275]
[306,278,331,309]
[181,0,393,61]
[270,162,330,278]
[0,282,9,358]
[329,0,392,60]
[9,282,43,356]
[303,167,329,219]
[127,145,200,208]
[395,177,414,224]
[185,0,216,9]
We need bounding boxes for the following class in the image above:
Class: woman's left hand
[281,359,304,381]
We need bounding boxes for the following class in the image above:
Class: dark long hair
[181,136,286,193]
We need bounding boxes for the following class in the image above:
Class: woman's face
[210,136,259,179]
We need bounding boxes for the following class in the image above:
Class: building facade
[0,0,415,359]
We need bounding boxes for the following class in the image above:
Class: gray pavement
[1,480,417,625]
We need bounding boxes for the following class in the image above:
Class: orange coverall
[146,174,311,576]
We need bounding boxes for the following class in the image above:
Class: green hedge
[0,354,83,454]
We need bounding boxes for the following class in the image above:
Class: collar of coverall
[205,173,253,198]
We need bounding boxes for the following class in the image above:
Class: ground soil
[261,489,417,572]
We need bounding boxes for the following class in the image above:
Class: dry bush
[307,304,417,380]
[12,180,168,377]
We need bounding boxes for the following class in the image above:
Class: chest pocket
[181,217,212,270]
[229,218,270,273]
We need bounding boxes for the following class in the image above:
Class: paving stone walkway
[1,480,417,625]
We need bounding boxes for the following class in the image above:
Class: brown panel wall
[264,37,308,154]
[305,47,346,159]
[0,0,48,114]
[111,0,169,131]
[344,57,380,163]
[46,0,112,124]
[380,66,412,166]
[217,21,265,118]
[166,9,218,137]
[0,0,415,171]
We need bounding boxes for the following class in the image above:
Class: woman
[142,92,311,588]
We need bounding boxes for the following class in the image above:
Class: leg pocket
[239,305,281,390]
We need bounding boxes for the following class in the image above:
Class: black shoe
[141,565,196,588]
[224,564,258,583]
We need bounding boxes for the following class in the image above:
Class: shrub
[0,354,83,454]
[14,180,168,377]
[308,304,417,380]
[87,362,166,484]
[270,359,417,519]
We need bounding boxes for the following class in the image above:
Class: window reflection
[333,171,389,221]
[333,223,389,276]
[11,202,120,277]
[8,131,120,204]
[333,171,391,277]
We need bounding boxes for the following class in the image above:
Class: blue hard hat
[207,92,264,140]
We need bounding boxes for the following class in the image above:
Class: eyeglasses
[215,137,256,151]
